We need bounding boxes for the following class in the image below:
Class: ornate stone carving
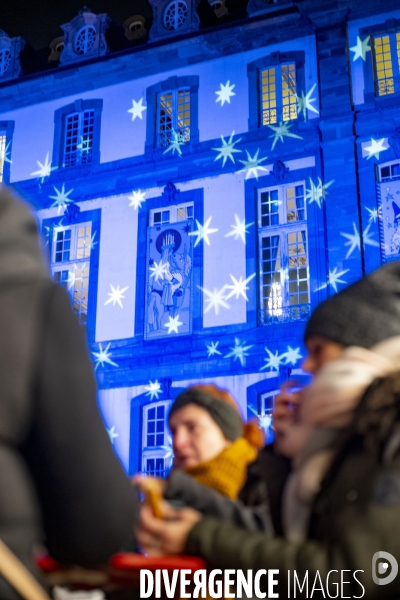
[48,37,65,62]
[208,0,229,18]
[162,182,181,204]
[60,7,110,66]
[123,16,147,41]
[0,30,26,82]
[271,159,289,183]
[148,0,200,42]
[63,203,81,224]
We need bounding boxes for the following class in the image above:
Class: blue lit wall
[1,0,400,474]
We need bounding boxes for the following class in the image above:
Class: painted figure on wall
[390,201,400,254]
[146,224,193,338]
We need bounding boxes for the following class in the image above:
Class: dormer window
[163,1,188,30]
[0,49,11,76]
[74,25,96,55]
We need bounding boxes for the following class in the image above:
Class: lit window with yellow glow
[260,63,297,126]
[51,222,92,325]
[258,183,309,324]
[157,88,190,147]
[0,135,6,183]
[374,35,394,96]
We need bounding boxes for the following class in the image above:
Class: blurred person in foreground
[138,262,400,599]
[0,186,136,598]
[135,384,270,530]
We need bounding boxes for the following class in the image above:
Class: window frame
[145,76,199,153]
[257,181,311,323]
[0,121,14,184]
[247,51,305,131]
[361,20,400,102]
[141,400,173,477]
[149,201,194,226]
[52,99,103,169]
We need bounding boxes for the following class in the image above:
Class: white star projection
[283,346,303,366]
[316,267,350,293]
[350,36,371,61]
[104,284,129,308]
[145,380,162,400]
[129,189,146,210]
[163,129,186,156]
[225,273,256,301]
[66,265,82,291]
[296,84,319,120]
[366,207,380,223]
[363,138,389,160]
[92,343,118,370]
[268,122,302,150]
[84,231,98,252]
[225,214,253,244]
[198,285,230,315]
[49,184,74,214]
[128,98,147,121]
[260,348,285,372]
[164,315,183,334]
[3,141,12,164]
[189,216,219,246]
[215,81,236,106]
[225,338,253,366]
[212,132,242,166]
[206,341,222,358]
[341,222,380,258]
[305,177,334,209]
[107,426,119,444]
[149,260,169,282]
[238,149,268,180]
[31,152,56,182]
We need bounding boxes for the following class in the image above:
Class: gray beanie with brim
[168,388,243,442]
[304,261,400,349]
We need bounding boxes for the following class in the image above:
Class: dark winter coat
[164,448,280,531]
[0,187,136,599]
[186,373,400,599]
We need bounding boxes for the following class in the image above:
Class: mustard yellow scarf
[184,437,258,500]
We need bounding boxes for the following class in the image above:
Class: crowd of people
[1,184,400,599]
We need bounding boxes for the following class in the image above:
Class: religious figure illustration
[390,201,400,255]
[146,226,192,338]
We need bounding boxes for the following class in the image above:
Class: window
[258,390,278,444]
[372,32,400,96]
[0,49,11,77]
[51,223,92,324]
[157,88,190,148]
[260,63,297,125]
[0,135,7,183]
[0,121,14,183]
[379,161,400,181]
[63,110,94,167]
[150,202,194,226]
[258,182,310,325]
[74,25,96,54]
[53,100,102,169]
[163,1,188,30]
[141,401,173,478]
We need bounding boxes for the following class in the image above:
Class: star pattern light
[260,348,285,372]
[225,214,253,244]
[84,231,98,252]
[107,426,119,444]
[225,338,253,366]
[188,216,219,247]
[296,84,319,120]
[316,267,350,293]
[31,152,55,182]
[225,273,256,301]
[149,260,169,282]
[145,380,162,400]
[238,149,268,180]
[66,265,82,290]
[362,222,380,249]
[283,346,303,366]
[49,184,74,214]
[3,141,12,164]
[350,36,371,61]
[215,81,236,106]
[363,138,389,160]
[92,343,118,370]
[198,285,230,315]
[268,122,303,150]
[163,129,185,156]
[104,284,129,308]
[306,177,334,209]
[129,189,146,210]
[212,132,242,166]
[164,314,183,334]
[128,98,147,121]
[341,222,361,258]
[366,207,379,223]
[206,341,222,358]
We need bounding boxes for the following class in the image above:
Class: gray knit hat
[168,385,243,442]
[304,261,400,349]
